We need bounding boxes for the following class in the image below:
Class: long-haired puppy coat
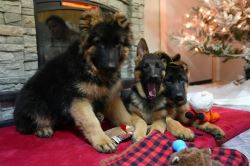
[128,38,171,142]
[14,11,133,153]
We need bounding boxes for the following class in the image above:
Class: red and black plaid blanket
[102,131,248,166]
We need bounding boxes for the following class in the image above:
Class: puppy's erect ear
[135,38,149,67]
[159,52,172,68]
[172,53,181,62]
[137,38,149,58]
[153,51,172,69]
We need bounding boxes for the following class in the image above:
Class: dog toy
[169,142,221,166]
[172,140,187,152]
[105,124,134,144]
[186,91,220,123]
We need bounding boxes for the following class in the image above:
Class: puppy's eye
[155,62,161,68]
[165,75,174,82]
[142,63,149,69]
[179,75,187,82]
[119,36,125,44]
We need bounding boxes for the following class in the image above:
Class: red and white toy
[186,91,220,123]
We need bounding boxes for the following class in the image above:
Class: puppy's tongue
[147,83,156,99]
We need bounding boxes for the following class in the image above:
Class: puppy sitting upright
[128,38,171,142]
[14,11,133,153]
[164,54,225,141]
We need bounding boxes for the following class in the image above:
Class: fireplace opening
[34,0,116,67]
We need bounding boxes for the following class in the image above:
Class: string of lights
[171,0,250,62]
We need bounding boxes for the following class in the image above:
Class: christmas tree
[172,0,250,63]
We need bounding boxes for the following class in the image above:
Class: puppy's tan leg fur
[105,96,132,125]
[105,96,147,142]
[70,99,116,153]
[131,113,147,142]
[192,121,225,140]
[149,110,167,134]
[149,119,166,134]
[166,117,194,141]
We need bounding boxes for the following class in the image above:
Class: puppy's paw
[93,135,117,153]
[174,127,195,141]
[132,134,145,143]
[205,127,225,141]
[35,127,54,138]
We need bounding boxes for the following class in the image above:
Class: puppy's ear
[160,52,172,67]
[172,53,181,62]
[113,13,131,28]
[154,51,172,69]
[79,9,103,32]
[137,38,149,57]
[135,38,149,66]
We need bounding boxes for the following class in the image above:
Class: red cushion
[0,106,249,166]
[166,106,250,148]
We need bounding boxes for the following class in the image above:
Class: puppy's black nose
[175,93,184,101]
[150,75,160,82]
[103,65,117,73]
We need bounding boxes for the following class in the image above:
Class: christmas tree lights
[172,0,250,63]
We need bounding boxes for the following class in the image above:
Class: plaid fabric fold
[102,131,248,166]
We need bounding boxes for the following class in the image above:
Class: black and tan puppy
[14,11,133,153]
[164,54,225,141]
[128,38,171,142]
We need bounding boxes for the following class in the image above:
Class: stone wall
[0,0,37,92]
[0,0,145,93]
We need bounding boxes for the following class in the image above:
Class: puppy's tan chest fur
[130,93,167,124]
[76,80,122,100]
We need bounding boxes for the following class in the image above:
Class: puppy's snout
[104,64,116,72]
[151,75,159,80]
[175,93,184,101]
[150,74,160,82]
[96,45,119,72]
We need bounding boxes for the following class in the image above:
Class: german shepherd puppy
[14,11,133,153]
[128,38,171,142]
[164,54,225,141]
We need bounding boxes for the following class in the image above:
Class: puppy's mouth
[175,100,187,106]
[146,82,157,100]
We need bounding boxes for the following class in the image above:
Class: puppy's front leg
[131,113,147,142]
[166,117,194,141]
[149,110,167,134]
[192,120,225,141]
[70,98,116,153]
[105,96,132,125]
[105,96,147,142]
[149,119,166,134]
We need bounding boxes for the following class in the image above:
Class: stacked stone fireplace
[0,0,145,123]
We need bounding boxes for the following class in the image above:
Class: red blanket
[102,131,249,166]
[0,106,249,166]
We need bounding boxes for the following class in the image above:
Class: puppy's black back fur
[14,41,85,133]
